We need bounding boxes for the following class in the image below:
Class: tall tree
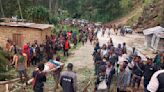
[0,0,4,17]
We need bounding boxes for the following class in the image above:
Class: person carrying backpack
[95,65,108,92]
[60,63,77,92]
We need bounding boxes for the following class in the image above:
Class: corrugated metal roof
[0,22,54,30]
[143,26,164,35]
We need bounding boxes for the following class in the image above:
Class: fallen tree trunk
[0,78,20,85]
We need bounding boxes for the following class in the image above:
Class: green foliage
[143,0,154,6]
[120,0,133,13]
[25,6,50,23]
[0,49,10,73]
[49,16,59,25]
[1,0,141,23]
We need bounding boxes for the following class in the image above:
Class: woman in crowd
[14,49,28,82]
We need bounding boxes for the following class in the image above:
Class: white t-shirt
[147,70,164,92]
[43,60,62,72]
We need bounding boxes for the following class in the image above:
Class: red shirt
[64,40,69,50]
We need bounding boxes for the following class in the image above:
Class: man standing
[131,56,144,89]
[147,63,164,92]
[60,63,77,92]
[63,37,70,57]
[106,62,115,91]
[117,63,128,92]
[143,58,159,92]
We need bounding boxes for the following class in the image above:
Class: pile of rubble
[135,0,164,31]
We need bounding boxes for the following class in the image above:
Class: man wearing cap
[143,58,159,92]
[60,63,77,92]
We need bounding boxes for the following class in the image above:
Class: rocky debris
[135,0,164,31]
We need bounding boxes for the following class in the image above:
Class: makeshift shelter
[0,22,53,48]
[143,26,164,51]
[151,31,164,51]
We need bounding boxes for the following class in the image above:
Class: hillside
[105,0,164,32]
[130,0,164,31]
[0,0,145,23]
[104,6,143,27]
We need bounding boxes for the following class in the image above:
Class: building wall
[158,38,164,51]
[0,26,51,48]
[145,35,153,47]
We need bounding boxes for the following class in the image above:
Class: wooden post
[5,84,9,92]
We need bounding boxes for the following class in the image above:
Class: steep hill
[104,6,143,27]
[131,0,164,32]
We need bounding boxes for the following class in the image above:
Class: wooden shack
[0,22,53,48]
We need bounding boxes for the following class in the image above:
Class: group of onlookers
[4,21,164,92]
[93,30,164,92]
[4,23,97,92]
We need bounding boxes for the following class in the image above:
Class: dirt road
[66,42,94,92]
[64,30,150,92]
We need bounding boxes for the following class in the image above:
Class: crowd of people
[3,21,99,92]
[93,30,164,92]
[2,20,164,92]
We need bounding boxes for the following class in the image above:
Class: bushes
[25,6,50,23]
[0,49,12,81]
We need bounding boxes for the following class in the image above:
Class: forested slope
[134,0,164,29]
[0,0,163,25]
[0,0,143,23]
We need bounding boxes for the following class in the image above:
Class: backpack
[97,80,107,90]
[60,76,74,92]
[97,75,108,90]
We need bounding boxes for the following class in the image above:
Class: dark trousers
[64,49,69,56]
[132,75,141,88]
[18,70,28,82]
[117,88,126,92]
[144,79,150,92]
[34,87,43,92]
[31,56,37,65]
